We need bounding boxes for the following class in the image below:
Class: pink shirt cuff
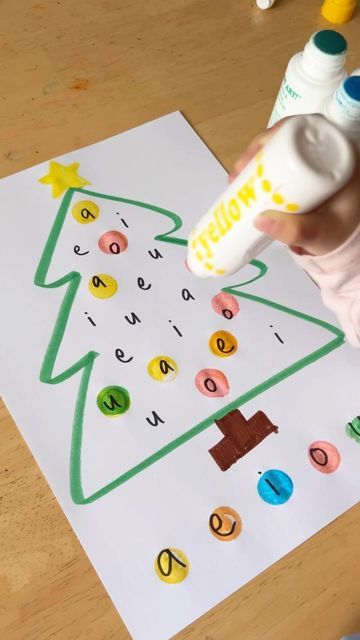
[290,223,360,346]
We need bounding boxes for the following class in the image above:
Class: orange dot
[209,507,242,541]
[209,330,238,357]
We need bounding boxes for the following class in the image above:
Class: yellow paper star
[39,161,90,198]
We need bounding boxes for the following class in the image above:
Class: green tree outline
[34,187,344,505]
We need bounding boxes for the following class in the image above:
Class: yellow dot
[191,238,197,249]
[286,203,300,213]
[256,164,264,178]
[204,263,213,271]
[147,356,178,382]
[209,330,238,358]
[215,269,226,275]
[88,274,118,299]
[195,251,203,261]
[272,193,284,205]
[155,548,189,584]
[72,200,99,224]
[262,179,272,193]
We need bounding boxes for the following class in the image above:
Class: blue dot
[257,469,293,505]
[344,76,360,102]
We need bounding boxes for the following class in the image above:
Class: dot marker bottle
[321,0,357,24]
[187,115,355,277]
[324,75,360,147]
[268,30,348,127]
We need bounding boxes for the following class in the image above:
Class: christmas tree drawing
[35,161,344,505]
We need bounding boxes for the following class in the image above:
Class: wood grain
[1,1,360,638]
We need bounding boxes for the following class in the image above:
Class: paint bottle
[187,115,355,277]
[323,75,360,147]
[268,30,348,127]
[256,0,277,8]
[321,0,357,24]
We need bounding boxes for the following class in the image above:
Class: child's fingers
[254,209,347,256]
[228,133,270,182]
[228,119,289,183]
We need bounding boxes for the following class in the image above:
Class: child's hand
[229,117,360,256]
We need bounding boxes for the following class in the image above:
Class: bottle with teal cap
[268,30,348,127]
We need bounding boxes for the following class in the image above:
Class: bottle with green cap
[268,30,348,127]
[323,75,360,148]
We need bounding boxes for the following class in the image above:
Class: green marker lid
[313,30,347,56]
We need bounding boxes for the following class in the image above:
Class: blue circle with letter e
[257,469,293,505]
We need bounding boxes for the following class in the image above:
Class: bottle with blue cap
[324,74,360,148]
[268,30,348,127]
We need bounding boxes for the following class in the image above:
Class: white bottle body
[323,75,360,149]
[324,99,360,148]
[268,53,347,126]
[187,115,355,278]
[268,31,348,127]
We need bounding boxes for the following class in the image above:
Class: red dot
[98,231,128,254]
[308,441,340,474]
[212,293,239,318]
[195,369,229,397]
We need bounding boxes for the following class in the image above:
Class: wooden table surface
[1,1,360,639]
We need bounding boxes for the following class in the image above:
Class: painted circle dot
[286,203,300,213]
[209,507,242,541]
[97,385,130,417]
[345,416,360,443]
[272,193,284,205]
[256,164,264,178]
[155,548,189,584]
[147,356,178,382]
[209,330,238,358]
[195,369,229,397]
[72,200,99,224]
[88,274,118,299]
[262,179,272,193]
[257,469,293,505]
[211,292,239,319]
[308,441,341,474]
[98,230,128,254]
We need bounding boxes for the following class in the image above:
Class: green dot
[345,416,360,443]
[97,385,130,416]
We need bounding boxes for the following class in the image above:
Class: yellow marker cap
[321,0,357,24]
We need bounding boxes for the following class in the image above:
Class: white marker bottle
[268,30,348,127]
[324,75,360,148]
[187,115,355,278]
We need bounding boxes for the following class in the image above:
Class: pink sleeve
[291,224,360,347]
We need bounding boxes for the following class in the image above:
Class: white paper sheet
[0,112,359,640]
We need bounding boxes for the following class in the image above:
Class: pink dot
[212,293,239,320]
[195,369,230,397]
[308,441,341,474]
[98,231,128,255]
